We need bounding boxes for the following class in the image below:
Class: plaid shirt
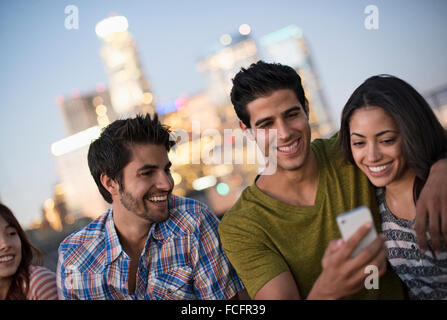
[57,195,243,300]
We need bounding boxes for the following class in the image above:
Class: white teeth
[278,140,298,152]
[0,255,13,263]
[369,164,389,172]
[148,195,167,202]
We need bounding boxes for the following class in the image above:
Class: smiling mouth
[277,139,300,154]
[0,255,14,263]
[366,163,392,175]
[147,194,169,202]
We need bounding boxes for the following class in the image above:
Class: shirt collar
[104,208,124,265]
[152,195,178,241]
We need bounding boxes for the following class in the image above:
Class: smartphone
[336,206,378,258]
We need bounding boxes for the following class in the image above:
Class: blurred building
[53,88,119,219]
[51,127,109,219]
[95,15,155,116]
[162,26,262,215]
[56,89,116,135]
[260,25,335,139]
[426,84,447,128]
[197,30,259,107]
[162,25,337,215]
[51,22,337,219]
[162,93,258,216]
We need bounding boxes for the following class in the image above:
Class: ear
[100,173,120,199]
[239,120,255,141]
[303,99,310,118]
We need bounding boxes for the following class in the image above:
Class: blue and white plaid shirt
[57,195,244,300]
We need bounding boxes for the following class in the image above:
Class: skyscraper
[56,89,115,135]
[260,25,335,138]
[95,15,155,116]
[197,30,259,107]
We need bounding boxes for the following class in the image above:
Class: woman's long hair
[340,75,447,201]
[0,203,43,299]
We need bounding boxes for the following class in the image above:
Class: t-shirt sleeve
[27,266,58,300]
[191,206,245,299]
[218,212,290,298]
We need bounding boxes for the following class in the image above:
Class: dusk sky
[1,0,446,228]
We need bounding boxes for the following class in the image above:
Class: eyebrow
[4,224,16,231]
[351,130,399,138]
[137,161,172,173]
[254,106,302,127]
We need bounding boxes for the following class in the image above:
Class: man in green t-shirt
[218,61,447,299]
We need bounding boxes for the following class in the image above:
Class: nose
[366,142,382,163]
[156,171,174,191]
[0,235,10,251]
[276,119,292,141]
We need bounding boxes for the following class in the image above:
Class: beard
[119,190,147,215]
[119,189,170,224]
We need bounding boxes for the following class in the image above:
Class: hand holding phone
[310,207,383,299]
[336,206,378,257]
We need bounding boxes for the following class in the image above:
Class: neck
[0,276,12,300]
[385,168,416,201]
[257,150,319,206]
[112,205,152,257]
[385,169,417,220]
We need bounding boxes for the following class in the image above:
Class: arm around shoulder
[415,158,447,253]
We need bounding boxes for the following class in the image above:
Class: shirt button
[167,288,174,294]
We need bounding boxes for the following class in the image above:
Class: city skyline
[1,0,447,228]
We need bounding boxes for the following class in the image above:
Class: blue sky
[1,0,446,228]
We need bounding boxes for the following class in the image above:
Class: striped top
[57,194,244,300]
[26,265,58,300]
[377,188,447,300]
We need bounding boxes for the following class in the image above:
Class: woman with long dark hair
[0,203,57,300]
[339,74,447,299]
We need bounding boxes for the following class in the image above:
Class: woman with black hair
[340,75,447,299]
[0,203,57,300]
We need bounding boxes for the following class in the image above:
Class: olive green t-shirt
[218,134,404,299]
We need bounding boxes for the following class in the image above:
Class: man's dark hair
[88,113,175,203]
[230,60,308,128]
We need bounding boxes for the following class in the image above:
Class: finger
[324,239,344,257]
[322,240,343,268]
[346,270,368,294]
[346,235,384,273]
[337,222,373,262]
[414,203,428,252]
[428,207,442,254]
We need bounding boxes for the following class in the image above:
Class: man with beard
[57,114,243,300]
